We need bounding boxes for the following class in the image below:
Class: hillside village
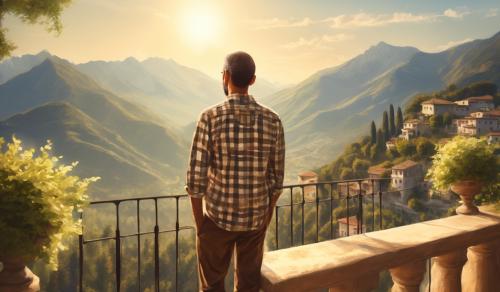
[304,82,500,227]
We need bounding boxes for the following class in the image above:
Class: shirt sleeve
[268,118,285,199]
[186,112,212,198]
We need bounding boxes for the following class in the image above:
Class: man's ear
[249,75,256,86]
[223,71,230,84]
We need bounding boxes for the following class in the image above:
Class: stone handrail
[260,207,500,292]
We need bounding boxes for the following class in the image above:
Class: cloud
[282,34,353,50]
[435,38,473,51]
[324,12,437,28]
[443,8,469,19]
[252,9,469,31]
[250,17,313,30]
[485,8,498,18]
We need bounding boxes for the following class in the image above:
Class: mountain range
[0,57,187,198]
[265,31,500,175]
[0,52,281,126]
[0,31,498,196]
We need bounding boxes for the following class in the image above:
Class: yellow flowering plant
[427,136,498,191]
[0,137,99,270]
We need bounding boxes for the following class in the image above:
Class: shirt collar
[226,93,255,104]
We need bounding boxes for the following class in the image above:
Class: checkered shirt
[186,93,285,231]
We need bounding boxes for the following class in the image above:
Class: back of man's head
[224,51,255,88]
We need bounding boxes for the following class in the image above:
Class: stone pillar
[389,260,426,292]
[431,249,467,292]
[329,272,379,292]
[0,258,40,292]
[462,240,500,292]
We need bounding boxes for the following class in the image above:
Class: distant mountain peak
[366,41,419,55]
[24,55,102,92]
[37,50,52,58]
[124,56,140,64]
[375,41,391,47]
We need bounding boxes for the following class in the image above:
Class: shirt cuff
[185,185,205,198]
[271,188,283,199]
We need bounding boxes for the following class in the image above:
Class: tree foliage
[396,106,403,135]
[382,111,389,142]
[416,138,436,158]
[370,121,376,145]
[396,139,416,157]
[389,104,396,136]
[0,0,72,59]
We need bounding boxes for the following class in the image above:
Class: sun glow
[180,5,221,45]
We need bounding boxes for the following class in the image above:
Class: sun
[181,5,221,45]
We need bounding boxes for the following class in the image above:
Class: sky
[4,0,500,84]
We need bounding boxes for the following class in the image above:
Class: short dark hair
[223,51,255,88]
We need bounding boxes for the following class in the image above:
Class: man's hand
[190,196,204,232]
[264,195,280,227]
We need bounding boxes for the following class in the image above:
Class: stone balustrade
[260,207,500,292]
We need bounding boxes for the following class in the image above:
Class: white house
[487,132,500,144]
[454,95,495,112]
[338,216,365,237]
[421,98,456,116]
[391,160,423,191]
[456,115,499,137]
[298,171,319,200]
[454,105,469,117]
[386,138,397,150]
[400,119,430,140]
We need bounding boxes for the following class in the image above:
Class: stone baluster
[462,240,500,292]
[430,249,467,292]
[389,260,426,292]
[329,272,379,292]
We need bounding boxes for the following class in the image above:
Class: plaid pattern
[186,93,285,231]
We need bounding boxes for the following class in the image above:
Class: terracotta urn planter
[450,180,482,215]
[0,257,40,292]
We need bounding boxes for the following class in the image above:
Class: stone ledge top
[261,211,500,292]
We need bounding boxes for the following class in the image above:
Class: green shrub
[0,137,98,270]
[427,136,498,190]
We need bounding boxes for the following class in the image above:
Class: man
[185,51,285,292]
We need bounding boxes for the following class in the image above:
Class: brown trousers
[196,213,268,292]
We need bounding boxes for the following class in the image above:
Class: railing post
[330,183,334,239]
[175,197,180,292]
[389,259,426,292]
[462,240,500,292]
[430,249,467,292]
[115,203,121,292]
[328,272,379,292]
[316,184,320,242]
[357,181,362,234]
[378,182,383,230]
[275,205,279,249]
[79,212,84,292]
[371,179,375,232]
[346,184,350,237]
[301,186,305,245]
[154,199,160,292]
[136,200,141,291]
[290,187,294,246]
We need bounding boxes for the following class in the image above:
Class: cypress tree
[396,106,404,135]
[382,111,389,141]
[376,129,386,152]
[370,121,377,144]
[389,104,396,136]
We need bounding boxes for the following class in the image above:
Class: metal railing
[78,178,393,292]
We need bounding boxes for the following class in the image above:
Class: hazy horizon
[4,0,499,84]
